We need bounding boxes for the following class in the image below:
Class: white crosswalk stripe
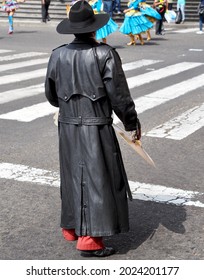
[146,103,204,140]
[135,74,204,114]
[0,84,44,104]
[165,27,203,35]
[173,28,198,33]
[0,162,203,207]
[0,49,203,140]
[189,48,203,52]
[114,73,204,124]
[122,59,162,71]
[0,49,13,54]
[0,52,47,61]
[0,102,57,122]
[0,58,48,72]
[0,68,46,85]
[127,62,203,89]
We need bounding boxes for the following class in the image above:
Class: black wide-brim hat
[57,1,110,34]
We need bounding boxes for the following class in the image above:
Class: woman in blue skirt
[89,0,118,43]
[139,0,162,41]
[119,0,153,45]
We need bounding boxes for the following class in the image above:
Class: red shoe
[62,228,78,241]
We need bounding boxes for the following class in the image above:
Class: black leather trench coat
[45,38,138,237]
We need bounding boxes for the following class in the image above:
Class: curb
[0,18,198,28]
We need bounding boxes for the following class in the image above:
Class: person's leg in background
[168,3,173,10]
[42,0,51,22]
[112,0,116,13]
[8,11,14,34]
[180,4,185,23]
[200,14,204,31]
[113,0,121,14]
[103,0,113,17]
[177,3,185,23]
[197,14,204,34]
[41,2,47,22]
[155,19,160,34]
[45,0,51,21]
[156,15,164,35]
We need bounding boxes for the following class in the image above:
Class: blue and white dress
[89,0,118,40]
[1,0,19,12]
[139,0,162,22]
[119,0,153,35]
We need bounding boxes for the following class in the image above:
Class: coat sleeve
[45,52,59,107]
[101,48,138,131]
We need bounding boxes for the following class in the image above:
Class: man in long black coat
[45,1,141,257]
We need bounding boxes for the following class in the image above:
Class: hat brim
[57,13,110,34]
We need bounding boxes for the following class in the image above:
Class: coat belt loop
[78,116,82,126]
[59,116,113,125]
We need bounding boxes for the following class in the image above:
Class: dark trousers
[103,0,113,17]
[113,0,121,12]
[168,3,173,10]
[41,2,50,20]
[199,14,204,30]
[155,10,165,34]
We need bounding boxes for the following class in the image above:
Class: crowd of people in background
[64,0,204,39]
[0,0,203,36]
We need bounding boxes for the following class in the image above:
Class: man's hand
[131,118,141,142]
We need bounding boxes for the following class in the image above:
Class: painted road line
[0,84,44,104]
[0,49,13,54]
[0,162,203,207]
[146,103,204,140]
[0,68,46,86]
[1,62,203,123]
[0,58,158,81]
[0,58,49,72]
[0,60,161,89]
[132,74,204,114]
[114,73,204,124]
[127,62,203,89]
[129,180,204,208]
[122,59,162,72]
[189,49,203,52]
[0,102,57,122]
[0,52,48,62]
[2,73,204,122]
[174,28,198,33]
[0,162,59,188]
[0,59,159,104]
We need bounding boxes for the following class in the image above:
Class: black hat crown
[57,0,110,34]
[69,1,95,29]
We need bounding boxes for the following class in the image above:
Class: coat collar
[70,37,100,46]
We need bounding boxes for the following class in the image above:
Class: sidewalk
[164,21,198,29]
[0,18,198,29]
